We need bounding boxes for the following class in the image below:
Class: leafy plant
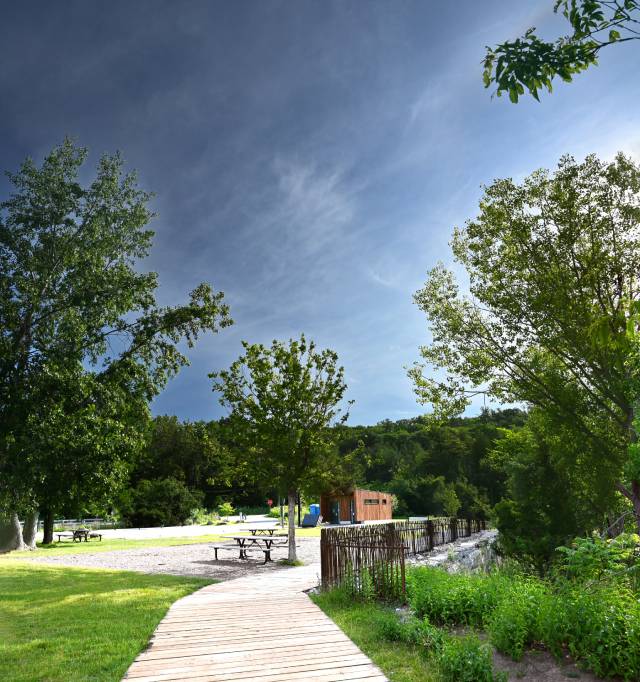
[487,579,548,660]
[436,634,506,682]
[554,532,640,588]
[217,501,235,519]
[483,0,640,102]
[120,477,203,527]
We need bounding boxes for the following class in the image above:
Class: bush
[407,567,508,627]
[189,507,219,525]
[539,584,640,680]
[487,578,548,660]
[376,612,445,650]
[407,564,640,679]
[121,477,203,527]
[436,635,506,682]
[268,504,310,519]
[554,533,640,589]
[217,501,235,518]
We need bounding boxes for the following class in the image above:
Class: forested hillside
[114,409,525,526]
[335,409,526,518]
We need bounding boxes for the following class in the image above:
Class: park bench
[56,532,75,542]
[55,529,102,542]
[212,538,289,564]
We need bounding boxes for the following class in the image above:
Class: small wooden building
[320,487,392,524]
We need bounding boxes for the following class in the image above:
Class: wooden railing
[320,518,486,598]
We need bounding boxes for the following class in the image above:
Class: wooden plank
[123,563,387,681]
[124,645,363,676]
[124,653,372,680]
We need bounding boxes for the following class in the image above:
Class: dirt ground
[492,646,605,681]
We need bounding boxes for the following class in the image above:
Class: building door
[330,500,340,524]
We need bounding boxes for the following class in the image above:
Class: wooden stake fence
[320,518,486,598]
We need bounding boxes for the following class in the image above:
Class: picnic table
[55,529,102,543]
[230,535,287,563]
[247,527,288,536]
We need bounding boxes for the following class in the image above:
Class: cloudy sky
[2,1,639,425]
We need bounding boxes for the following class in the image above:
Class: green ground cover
[316,557,640,681]
[313,588,439,682]
[0,562,210,682]
[406,565,640,680]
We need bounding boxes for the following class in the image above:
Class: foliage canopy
[484,1,640,102]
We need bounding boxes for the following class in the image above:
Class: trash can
[309,503,320,516]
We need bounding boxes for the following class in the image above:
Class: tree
[489,409,614,571]
[120,477,203,528]
[483,0,639,102]
[410,153,640,530]
[210,335,351,561]
[131,416,235,491]
[0,140,232,551]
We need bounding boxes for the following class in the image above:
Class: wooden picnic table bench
[247,527,282,536]
[55,530,102,543]
[211,536,288,564]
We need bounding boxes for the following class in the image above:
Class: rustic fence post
[426,520,434,551]
[450,517,457,542]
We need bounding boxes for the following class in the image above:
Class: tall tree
[211,335,351,561]
[483,0,639,102]
[410,153,640,529]
[0,140,232,551]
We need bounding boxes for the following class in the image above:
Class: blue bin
[309,503,320,515]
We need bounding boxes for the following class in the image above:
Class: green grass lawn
[0,534,230,558]
[0,561,211,682]
[312,590,439,682]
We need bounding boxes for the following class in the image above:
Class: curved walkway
[123,563,387,682]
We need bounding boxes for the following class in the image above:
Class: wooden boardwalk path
[123,564,387,682]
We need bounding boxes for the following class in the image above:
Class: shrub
[268,504,310,519]
[540,585,640,680]
[436,635,506,682]
[120,477,203,527]
[487,578,549,660]
[376,613,445,650]
[217,501,235,518]
[189,507,219,525]
[407,564,640,679]
[554,533,640,589]
[407,567,507,627]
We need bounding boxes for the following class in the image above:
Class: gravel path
[27,537,320,581]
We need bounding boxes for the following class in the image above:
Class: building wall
[353,488,392,522]
[320,488,392,523]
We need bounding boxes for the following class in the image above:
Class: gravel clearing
[26,537,321,581]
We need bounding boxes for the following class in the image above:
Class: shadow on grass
[0,562,211,682]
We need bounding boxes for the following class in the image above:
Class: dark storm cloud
[2,1,640,423]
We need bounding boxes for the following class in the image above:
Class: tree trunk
[22,511,39,550]
[42,509,55,545]
[287,489,297,562]
[0,512,25,553]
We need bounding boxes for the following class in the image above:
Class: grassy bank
[313,588,439,682]
[0,562,211,682]
[315,560,640,681]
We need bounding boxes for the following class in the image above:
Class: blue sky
[2,1,639,425]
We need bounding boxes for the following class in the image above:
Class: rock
[407,530,499,573]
